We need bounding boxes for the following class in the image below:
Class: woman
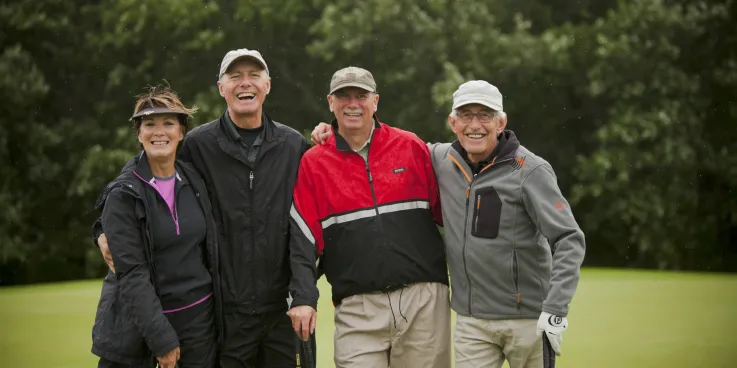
[91,85,220,368]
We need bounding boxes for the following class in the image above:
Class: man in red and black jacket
[288,66,451,367]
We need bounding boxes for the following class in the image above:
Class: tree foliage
[1,0,735,284]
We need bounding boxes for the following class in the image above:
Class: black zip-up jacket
[91,154,221,365]
[177,111,316,314]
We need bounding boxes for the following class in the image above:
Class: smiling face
[327,87,379,133]
[218,58,271,120]
[448,103,508,163]
[137,113,184,161]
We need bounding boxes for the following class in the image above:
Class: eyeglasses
[456,110,497,124]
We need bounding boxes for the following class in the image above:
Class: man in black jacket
[95,48,319,368]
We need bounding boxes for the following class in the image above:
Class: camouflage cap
[329,66,376,95]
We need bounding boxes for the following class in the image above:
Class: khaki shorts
[333,282,451,368]
[454,315,556,368]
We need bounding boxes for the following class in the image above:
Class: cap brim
[452,99,503,112]
[220,55,268,78]
[130,107,190,121]
[329,82,376,95]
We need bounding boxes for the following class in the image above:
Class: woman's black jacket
[90,153,221,365]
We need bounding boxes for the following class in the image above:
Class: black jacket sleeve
[90,217,103,247]
[178,135,194,164]
[101,188,179,356]
[287,139,319,309]
[90,155,140,247]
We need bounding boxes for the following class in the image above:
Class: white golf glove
[536,311,568,356]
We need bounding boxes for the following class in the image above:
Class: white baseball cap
[218,48,269,79]
[452,80,503,111]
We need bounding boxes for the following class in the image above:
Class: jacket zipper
[360,145,388,254]
[361,145,381,222]
[172,179,182,236]
[474,194,481,233]
[451,155,515,317]
[249,169,256,314]
[366,162,379,215]
[462,184,473,316]
[133,171,180,235]
[513,249,520,310]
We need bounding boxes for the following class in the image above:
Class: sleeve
[91,156,140,247]
[422,142,443,226]
[287,158,322,309]
[102,189,179,356]
[521,164,586,317]
[90,217,103,247]
[178,134,194,163]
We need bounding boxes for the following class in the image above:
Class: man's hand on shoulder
[536,311,568,356]
[310,122,332,145]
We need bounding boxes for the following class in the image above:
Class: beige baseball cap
[329,66,377,95]
[218,48,269,79]
[452,80,503,111]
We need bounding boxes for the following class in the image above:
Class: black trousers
[98,297,217,368]
[97,359,152,368]
[167,297,218,368]
[219,308,317,368]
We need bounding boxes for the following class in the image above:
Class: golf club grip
[542,334,556,368]
[302,335,315,368]
[295,333,315,368]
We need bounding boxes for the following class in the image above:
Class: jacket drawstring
[386,287,409,329]
[386,292,398,329]
[398,288,408,323]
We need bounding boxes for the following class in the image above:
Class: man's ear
[327,95,334,113]
[497,114,508,134]
[264,77,271,95]
[373,93,380,113]
[448,115,457,133]
[217,80,225,97]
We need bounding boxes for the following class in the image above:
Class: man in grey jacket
[428,80,586,368]
[310,80,585,368]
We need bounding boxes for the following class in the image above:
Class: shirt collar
[222,109,268,142]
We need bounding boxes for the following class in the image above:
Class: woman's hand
[157,346,180,368]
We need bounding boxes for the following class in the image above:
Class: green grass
[1,268,736,367]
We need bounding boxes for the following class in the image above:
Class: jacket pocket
[471,187,502,239]
[512,249,521,310]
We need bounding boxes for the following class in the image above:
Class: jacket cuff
[149,335,180,358]
[291,296,318,310]
[541,304,568,317]
[90,217,103,247]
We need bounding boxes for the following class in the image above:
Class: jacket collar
[451,130,519,165]
[221,109,277,143]
[330,114,382,152]
[447,130,521,181]
[132,151,187,186]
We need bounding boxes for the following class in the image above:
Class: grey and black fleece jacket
[429,130,585,320]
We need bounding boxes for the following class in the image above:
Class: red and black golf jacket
[289,119,449,305]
